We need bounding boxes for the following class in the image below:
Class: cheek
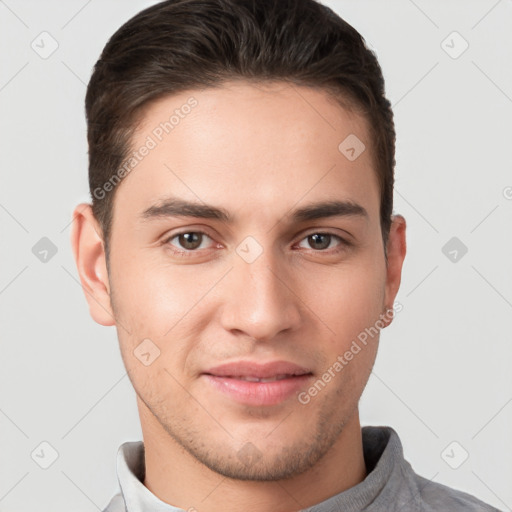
[303,258,385,339]
[109,256,219,377]
[110,254,208,332]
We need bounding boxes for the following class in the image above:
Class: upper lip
[204,360,313,379]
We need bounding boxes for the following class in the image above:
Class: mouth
[215,374,304,383]
[202,360,314,406]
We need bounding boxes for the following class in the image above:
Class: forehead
[114,80,379,227]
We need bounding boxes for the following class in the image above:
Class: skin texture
[71,80,406,512]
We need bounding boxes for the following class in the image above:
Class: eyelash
[162,230,352,258]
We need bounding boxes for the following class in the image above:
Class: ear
[382,214,407,327]
[70,203,115,326]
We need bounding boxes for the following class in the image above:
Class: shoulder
[413,474,502,511]
[362,425,501,512]
[102,492,125,512]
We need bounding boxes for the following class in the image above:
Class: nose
[219,245,302,342]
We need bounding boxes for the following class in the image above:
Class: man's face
[100,81,401,480]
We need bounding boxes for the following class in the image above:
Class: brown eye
[166,231,214,253]
[307,233,332,250]
[177,232,203,250]
[297,232,350,253]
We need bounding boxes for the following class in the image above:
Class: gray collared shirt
[103,425,501,511]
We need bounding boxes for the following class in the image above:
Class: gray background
[1,0,511,510]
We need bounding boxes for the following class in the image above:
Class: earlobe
[382,214,407,327]
[70,203,116,326]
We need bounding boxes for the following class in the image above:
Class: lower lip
[202,374,313,406]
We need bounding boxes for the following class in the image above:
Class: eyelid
[295,227,353,244]
[163,229,217,248]
[294,231,351,250]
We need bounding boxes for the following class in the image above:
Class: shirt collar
[116,440,183,511]
[113,425,415,512]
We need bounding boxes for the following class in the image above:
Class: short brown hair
[85,0,395,262]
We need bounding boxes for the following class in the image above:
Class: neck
[139,398,366,512]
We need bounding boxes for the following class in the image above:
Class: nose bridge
[221,239,301,340]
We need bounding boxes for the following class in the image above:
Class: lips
[232,374,295,383]
[202,360,313,406]
[204,360,312,380]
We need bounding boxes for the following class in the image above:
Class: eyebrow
[141,197,368,224]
